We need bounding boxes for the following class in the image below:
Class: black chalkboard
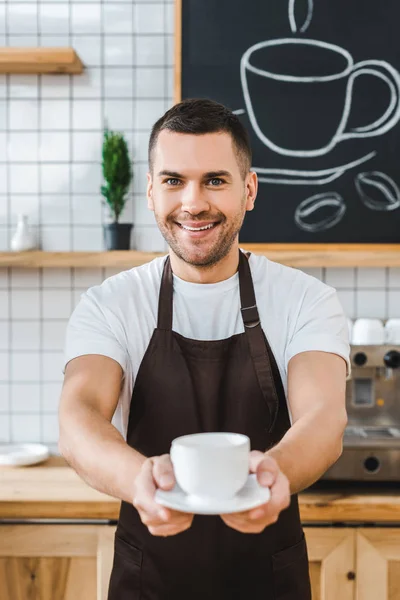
[180,0,400,242]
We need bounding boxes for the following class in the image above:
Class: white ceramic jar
[10,214,37,251]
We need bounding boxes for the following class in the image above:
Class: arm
[220,350,347,533]
[59,354,194,535]
[59,354,146,504]
[60,287,193,535]
[266,350,348,494]
[221,279,349,533]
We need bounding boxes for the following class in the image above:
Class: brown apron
[108,250,312,600]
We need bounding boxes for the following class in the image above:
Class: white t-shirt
[64,250,351,438]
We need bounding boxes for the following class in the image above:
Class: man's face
[147,130,256,267]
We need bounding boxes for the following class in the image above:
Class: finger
[140,508,192,528]
[248,471,290,521]
[248,450,264,473]
[153,454,176,490]
[269,471,291,511]
[254,455,279,487]
[228,470,289,523]
[160,508,193,521]
[134,459,166,519]
[148,517,193,537]
[220,515,267,534]
[221,506,271,524]
[148,525,189,537]
[222,506,279,532]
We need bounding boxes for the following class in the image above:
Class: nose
[180,182,210,215]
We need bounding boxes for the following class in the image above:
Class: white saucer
[155,474,271,515]
[0,444,50,467]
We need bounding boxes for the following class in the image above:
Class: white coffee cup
[352,318,385,345]
[385,319,400,344]
[170,432,250,501]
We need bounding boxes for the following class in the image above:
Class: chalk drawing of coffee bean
[355,171,400,211]
[294,192,346,232]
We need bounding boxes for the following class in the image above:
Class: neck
[168,243,241,284]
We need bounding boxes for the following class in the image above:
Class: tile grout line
[100,0,106,241]
[37,0,44,445]
[5,0,12,443]
[385,266,389,321]
[132,0,136,231]
[68,0,74,254]
[70,0,76,336]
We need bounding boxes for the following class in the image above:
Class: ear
[245,171,258,212]
[147,172,154,211]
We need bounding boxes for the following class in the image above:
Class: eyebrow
[157,170,232,179]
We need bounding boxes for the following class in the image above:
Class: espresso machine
[323,344,400,481]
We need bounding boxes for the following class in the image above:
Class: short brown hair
[148,98,252,179]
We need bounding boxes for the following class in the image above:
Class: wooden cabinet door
[0,524,116,600]
[304,527,356,600]
[356,528,400,600]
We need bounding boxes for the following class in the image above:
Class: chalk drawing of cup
[240,38,400,157]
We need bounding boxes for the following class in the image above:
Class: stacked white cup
[347,318,353,342]
[384,319,400,344]
[351,319,385,345]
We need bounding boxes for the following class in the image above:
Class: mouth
[175,221,221,237]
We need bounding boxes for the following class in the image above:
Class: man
[59,98,349,600]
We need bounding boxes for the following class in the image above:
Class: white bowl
[0,444,50,467]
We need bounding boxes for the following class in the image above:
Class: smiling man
[59,98,350,600]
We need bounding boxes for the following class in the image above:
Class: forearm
[59,401,146,504]
[266,407,347,494]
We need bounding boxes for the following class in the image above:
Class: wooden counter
[1,457,399,522]
[2,245,400,268]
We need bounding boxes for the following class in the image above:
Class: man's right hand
[132,454,194,537]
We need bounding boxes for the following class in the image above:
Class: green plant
[101,129,133,223]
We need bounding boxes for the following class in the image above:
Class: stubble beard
[154,203,246,268]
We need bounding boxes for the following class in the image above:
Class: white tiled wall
[302,267,400,320]
[0,1,399,450]
[0,0,171,449]
[0,0,171,252]
[0,265,118,448]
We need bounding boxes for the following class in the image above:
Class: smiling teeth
[181,223,215,231]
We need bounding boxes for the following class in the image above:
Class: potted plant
[101,128,134,250]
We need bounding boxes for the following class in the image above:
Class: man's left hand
[220,451,291,533]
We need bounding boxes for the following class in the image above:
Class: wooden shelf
[0,251,165,268]
[241,244,400,267]
[1,245,400,268]
[0,47,83,74]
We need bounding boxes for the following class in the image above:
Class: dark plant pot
[103,223,133,250]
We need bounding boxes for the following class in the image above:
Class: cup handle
[339,59,400,141]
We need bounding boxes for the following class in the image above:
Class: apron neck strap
[238,250,260,329]
[157,250,259,330]
[158,255,174,330]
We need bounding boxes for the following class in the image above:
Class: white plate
[155,474,270,515]
[0,444,50,467]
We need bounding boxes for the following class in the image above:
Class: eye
[165,178,181,186]
[208,178,225,186]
